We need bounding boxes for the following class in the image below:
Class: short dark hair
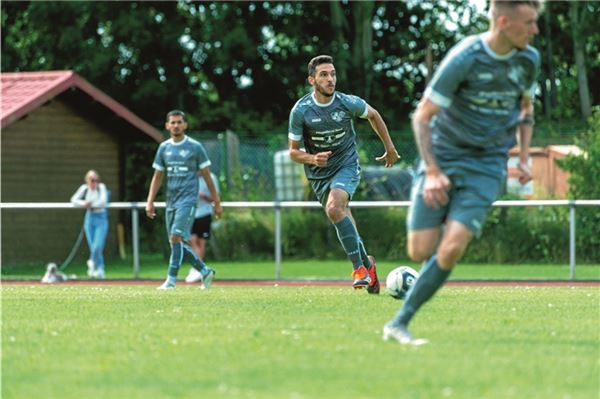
[308,55,334,77]
[166,109,186,122]
[490,0,543,18]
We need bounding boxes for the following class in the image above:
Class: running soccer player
[146,110,222,290]
[384,0,542,345]
[288,54,400,294]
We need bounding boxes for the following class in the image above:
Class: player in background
[146,110,222,290]
[383,0,542,345]
[185,171,220,285]
[288,55,400,294]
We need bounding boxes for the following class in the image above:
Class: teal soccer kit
[288,91,368,205]
[408,33,540,236]
[152,135,213,281]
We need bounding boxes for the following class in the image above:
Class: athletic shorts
[407,164,505,238]
[165,206,196,241]
[310,163,361,207]
[191,214,212,239]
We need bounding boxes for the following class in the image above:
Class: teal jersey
[152,136,212,209]
[425,33,540,174]
[288,91,368,180]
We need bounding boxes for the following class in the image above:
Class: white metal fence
[1,200,599,280]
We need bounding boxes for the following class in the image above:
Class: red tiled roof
[1,71,162,141]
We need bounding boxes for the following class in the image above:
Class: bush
[556,108,600,262]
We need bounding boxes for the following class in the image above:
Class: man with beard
[288,55,400,294]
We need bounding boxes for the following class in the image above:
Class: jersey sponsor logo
[311,118,322,122]
[477,72,493,81]
[311,128,345,148]
[330,111,346,122]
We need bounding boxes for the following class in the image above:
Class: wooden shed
[1,71,163,267]
[507,145,582,198]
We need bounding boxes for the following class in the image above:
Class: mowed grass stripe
[2,285,598,399]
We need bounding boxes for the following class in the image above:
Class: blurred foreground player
[384,0,542,345]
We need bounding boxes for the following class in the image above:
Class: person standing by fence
[70,169,109,279]
[185,171,220,284]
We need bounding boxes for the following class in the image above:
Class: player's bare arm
[199,167,222,219]
[366,105,400,168]
[288,139,332,167]
[517,96,534,184]
[413,98,451,209]
[145,170,163,219]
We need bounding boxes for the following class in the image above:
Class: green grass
[2,285,598,398]
[2,254,599,281]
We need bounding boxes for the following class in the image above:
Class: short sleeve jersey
[152,136,212,209]
[424,34,540,162]
[288,91,368,180]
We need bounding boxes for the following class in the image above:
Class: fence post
[569,201,576,280]
[275,202,282,280]
[132,207,140,279]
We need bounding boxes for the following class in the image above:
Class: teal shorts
[407,163,505,238]
[310,163,361,207]
[165,206,196,240]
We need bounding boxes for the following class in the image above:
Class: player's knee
[407,245,431,263]
[170,235,183,244]
[325,202,345,223]
[437,241,466,268]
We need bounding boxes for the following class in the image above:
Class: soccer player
[145,110,222,290]
[288,55,400,294]
[383,0,542,345]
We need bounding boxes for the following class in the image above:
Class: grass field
[2,283,599,399]
[2,255,600,281]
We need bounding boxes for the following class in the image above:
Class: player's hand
[313,151,332,167]
[145,203,156,219]
[213,202,223,219]
[422,168,451,209]
[376,148,400,168]
[518,161,532,184]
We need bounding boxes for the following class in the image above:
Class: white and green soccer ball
[386,266,419,300]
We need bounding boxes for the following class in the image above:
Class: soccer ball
[386,266,419,300]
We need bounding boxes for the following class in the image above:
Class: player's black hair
[166,109,186,122]
[308,55,334,77]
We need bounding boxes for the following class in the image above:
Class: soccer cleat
[366,255,380,294]
[351,265,371,289]
[86,259,95,277]
[382,324,428,346]
[185,267,203,283]
[200,268,215,290]
[157,280,176,290]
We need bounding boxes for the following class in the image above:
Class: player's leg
[177,207,215,288]
[390,221,472,324]
[83,212,96,277]
[348,210,380,294]
[91,212,109,279]
[158,208,180,289]
[384,167,449,343]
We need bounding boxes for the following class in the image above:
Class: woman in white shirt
[70,170,109,279]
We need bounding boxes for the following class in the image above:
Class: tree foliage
[5,1,595,137]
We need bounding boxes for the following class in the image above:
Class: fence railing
[2,200,599,280]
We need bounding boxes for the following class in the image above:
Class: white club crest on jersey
[330,111,346,122]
